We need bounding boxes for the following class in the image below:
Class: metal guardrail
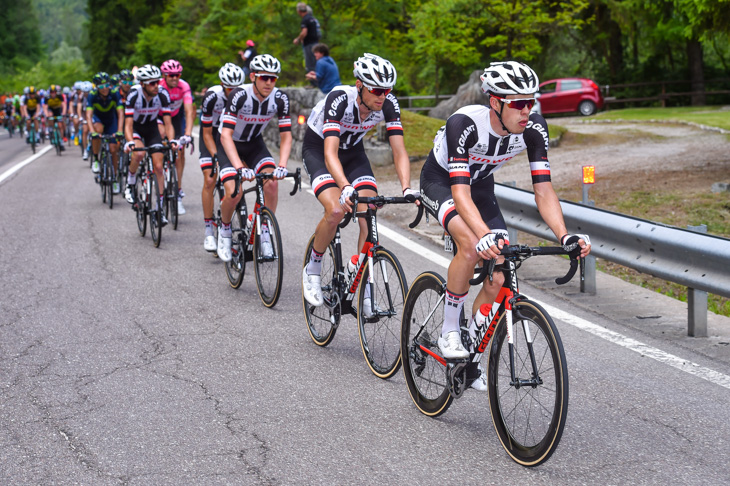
[495,184,730,335]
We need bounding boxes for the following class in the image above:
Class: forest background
[2,0,730,103]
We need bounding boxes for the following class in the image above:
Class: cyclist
[301,53,418,310]
[215,54,292,262]
[117,69,135,104]
[159,59,194,215]
[123,64,177,225]
[2,95,15,132]
[44,85,67,150]
[70,82,84,145]
[78,81,94,160]
[20,86,43,144]
[419,61,591,374]
[199,62,245,252]
[86,72,124,190]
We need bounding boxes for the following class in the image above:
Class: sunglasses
[492,96,536,110]
[365,85,391,97]
[166,73,181,78]
[254,74,278,82]
[98,84,111,89]
[121,80,134,86]
[144,80,160,86]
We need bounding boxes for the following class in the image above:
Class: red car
[536,78,604,116]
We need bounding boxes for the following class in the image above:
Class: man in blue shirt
[306,43,341,94]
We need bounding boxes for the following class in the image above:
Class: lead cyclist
[418,61,591,388]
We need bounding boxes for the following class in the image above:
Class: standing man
[305,43,341,94]
[293,2,321,84]
[238,40,258,78]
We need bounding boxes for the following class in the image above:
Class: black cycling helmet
[110,74,120,86]
[119,69,134,82]
[93,72,110,86]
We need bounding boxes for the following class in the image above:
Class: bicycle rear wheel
[225,206,246,288]
[149,176,162,248]
[106,153,114,209]
[488,300,569,467]
[357,249,407,379]
[253,208,283,307]
[168,163,179,230]
[135,177,147,236]
[401,271,453,416]
[302,234,338,346]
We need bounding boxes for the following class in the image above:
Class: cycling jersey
[306,85,403,150]
[45,93,66,110]
[200,85,227,129]
[430,105,550,186]
[87,89,122,119]
[159,78,192,118]
[124,86,171,126]
[219,84,291,142]
[20,95,44,111]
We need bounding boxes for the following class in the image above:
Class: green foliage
[33,0,88,52]
[0,0,43,77]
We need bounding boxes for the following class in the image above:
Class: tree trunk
[687,39,705,106]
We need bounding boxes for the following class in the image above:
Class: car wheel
[578,100,596,116]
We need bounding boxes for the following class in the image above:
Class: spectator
[238,40,258,78]
[306,43,341,94]
[293,2,321,83]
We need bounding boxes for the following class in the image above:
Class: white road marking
[0,145,53,186]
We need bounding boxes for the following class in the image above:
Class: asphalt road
[2,132,729,485]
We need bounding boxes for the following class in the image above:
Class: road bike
[48,116,64,156]
[131,146,164,248]
[302,193,423,379]
[27,119,38,154]
[97,134,121,209]
[401,236,582,466]
[162,145,180,231]
[216,168,302,308]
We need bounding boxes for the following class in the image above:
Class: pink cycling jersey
[159,78,193,118]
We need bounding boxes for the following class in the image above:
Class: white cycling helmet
[353,53,397,89]
[82,81,93,92]
[249,54,281,74]
[480,61,539,96]
[219,63,245,88]
[136,64,162,83]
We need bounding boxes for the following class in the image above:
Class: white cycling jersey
[200,85,227,129]
[218,84,291,142]
[124,85,171,126]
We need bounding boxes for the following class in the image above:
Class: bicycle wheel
[53,129,61,156]
[254,208,283,307]
[106,153,114,209]
[225,206,246,289]
[30,129,36,154]
[135,177,147,236]
[357,249,407,379]
[169,163,179,230]
[212,182,223,257]
[401,271,453,416]
[302,234,338,346]
[118,152,128,191]
[100,149,108,204]
[149,176,162,248]
[488,300,569,467]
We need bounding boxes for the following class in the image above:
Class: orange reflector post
[298,115,306,125]
[582,165,595,184]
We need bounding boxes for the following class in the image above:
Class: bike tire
[150,176,162,248]
[135,177,147,237]
[357,248,407,379]
[212,182,223,257]
[30,129,36,154]
[169,163,179,230]
[225,206,246,288]
[106,152,114,209]
[253,208,283,308]
[401,271,453,417]
[54,130,61,156]
[302,234,338,346]
[488,300,569,467]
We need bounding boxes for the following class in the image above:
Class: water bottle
[468,303,492,353]
[345,255,359,284]
[245,213,254,236]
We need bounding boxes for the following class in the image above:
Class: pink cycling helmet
[246,40,255,47]
[160,59,183,75]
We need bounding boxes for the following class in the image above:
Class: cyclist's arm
[275,92,292,167]
[43,103,50,119]
[184,101,194,138]
[163,114,175,142]
[86,106,94,127]
[220,127,244,170]
[117,106,124,130]
[124,115,134,143]
[278,131,292,168]
[389,135,411,192]
[61,96,67,116]
[202,126,216,156]
[199,90,217,154]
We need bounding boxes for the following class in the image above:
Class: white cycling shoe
[177,198,186,215]
[471,364,488,391]
[302,268,323,306]
[124,186,135,204]
[204,235,217,253]
[437,331,469,360]
[217,232,232,262]
[261,240,274,258]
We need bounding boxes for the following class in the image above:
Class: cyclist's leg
[346,153,378,254]
[172,113,186,196]
[199,133,217,249]
[247,138,278,212]
[216,138,245,261]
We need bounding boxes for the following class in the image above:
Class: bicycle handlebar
[338,193,422,229]
[232,168,302,199]
[469,245,583,286]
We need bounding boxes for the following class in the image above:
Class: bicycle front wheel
[225,206,246,288]
[105,153,114,209]
[357,249,407,379]
[302,234,338,346]
[488,300,569,467]
[401,271,453,416]
[135,177,147,236]
[254,208,283,308]
[149,176,162,248]
[169,163,179,230]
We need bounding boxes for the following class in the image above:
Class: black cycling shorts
[133,122,164,152]
[199,128,220,172]
[215,134,275,185]
[420,155,506,234]
[301,127,377,198]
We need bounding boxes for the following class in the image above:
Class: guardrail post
[687,224,708,337]
[581,167,597,294]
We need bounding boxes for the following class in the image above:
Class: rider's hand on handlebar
[170,139,179,149]
[402,187,421,205]
[476,230,509,260]
[179,135,192,147]
[339,185,356,212]
[561,233,591,258]
[124,141,135,153]
[273,166,288,179]
[240,167,256,181]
